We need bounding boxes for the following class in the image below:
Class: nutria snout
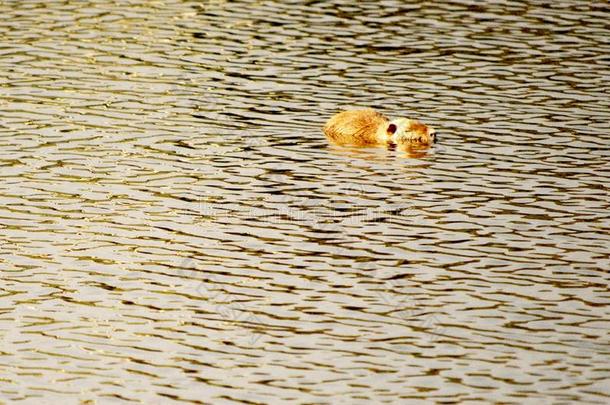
[323,109,436,149]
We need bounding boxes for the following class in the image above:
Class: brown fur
[323,109,436,148]
[409,122,428,136]
[323,109,390,146]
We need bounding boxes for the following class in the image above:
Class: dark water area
[1,0,609,403]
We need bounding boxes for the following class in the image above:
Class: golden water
[1,1,609,403]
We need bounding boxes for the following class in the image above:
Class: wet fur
[323,109,389,146]
[324,109,434,148]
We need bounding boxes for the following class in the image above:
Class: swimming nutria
[323,109,437,149]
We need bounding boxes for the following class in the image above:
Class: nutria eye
[387,124,397,135]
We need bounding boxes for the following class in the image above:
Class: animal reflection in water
[323,109,437,157]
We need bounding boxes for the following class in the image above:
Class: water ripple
[1,0,609,403]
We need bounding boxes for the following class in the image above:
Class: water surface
[1,0,609,403]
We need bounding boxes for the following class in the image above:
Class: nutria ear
[387,123,397,135]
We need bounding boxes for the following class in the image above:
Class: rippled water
[1,0,609,403]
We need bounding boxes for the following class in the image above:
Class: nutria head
[387,118,437,146]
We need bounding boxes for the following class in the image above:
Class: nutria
[323,109,437,149]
